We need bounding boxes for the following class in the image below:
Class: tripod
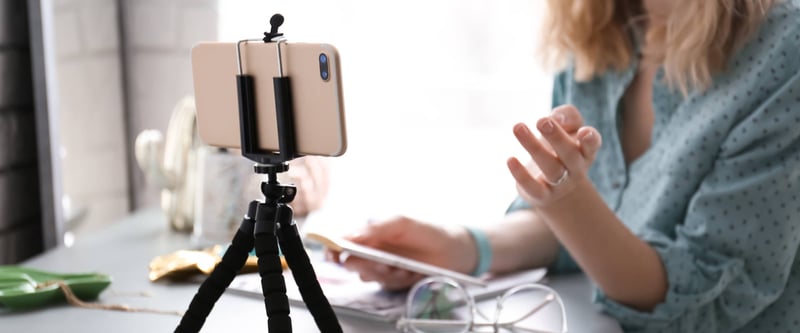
[175,163,342,332]
[175,14,342,333]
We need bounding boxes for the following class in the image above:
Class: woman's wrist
[463,226,493,277]
[445,225,480,275]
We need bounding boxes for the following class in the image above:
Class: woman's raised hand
[507,104,603,208]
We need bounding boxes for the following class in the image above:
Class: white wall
[121,0,218,210]
[218,0,554,232]
[49,0,219,236]
[51,0,128,234]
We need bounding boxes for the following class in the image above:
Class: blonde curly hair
[541,0,776,93]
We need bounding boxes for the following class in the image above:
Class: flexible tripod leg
[254,202,292,332]
[275,204,343,333]
[175,202,259,333]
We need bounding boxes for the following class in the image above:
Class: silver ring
[545,169,569,187]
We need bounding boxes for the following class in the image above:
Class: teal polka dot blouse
[507,2,800,332]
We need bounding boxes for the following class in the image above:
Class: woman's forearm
[483,209,560,275]
[537,179,668,311]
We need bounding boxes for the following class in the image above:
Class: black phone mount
[175,14,343,333]
[238,14,297,165]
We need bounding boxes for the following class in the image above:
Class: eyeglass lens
[493,286,563,332]
[406,279,472,333]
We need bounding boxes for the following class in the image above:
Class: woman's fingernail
[376,265,390,273]
[582,131,594,141]
[539,119,554,134]
[515,123,530,136]
[554,113,567,125]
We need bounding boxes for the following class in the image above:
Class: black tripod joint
[254,162,297,204]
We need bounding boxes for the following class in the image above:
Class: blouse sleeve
[594,70,800,331]
[505,70,582,274]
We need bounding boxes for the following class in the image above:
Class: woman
[333,0,800,331]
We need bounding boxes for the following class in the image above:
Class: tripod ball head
[261,182,297,203]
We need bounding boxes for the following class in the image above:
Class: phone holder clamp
[234,13,297,165]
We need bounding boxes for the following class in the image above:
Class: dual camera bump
[319,53,330,81]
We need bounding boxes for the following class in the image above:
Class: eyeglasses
[396,276,568,333]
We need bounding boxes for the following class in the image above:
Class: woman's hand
[328,216,475,291]
[507,105,603,207]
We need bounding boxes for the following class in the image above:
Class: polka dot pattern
[512,2,800,332]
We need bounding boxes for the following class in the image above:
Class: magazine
[228,261,547,323]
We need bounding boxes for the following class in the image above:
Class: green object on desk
[0,266,112,311]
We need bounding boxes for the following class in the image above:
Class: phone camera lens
[319,53,330,81]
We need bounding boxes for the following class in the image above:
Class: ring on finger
[545,168,569,187]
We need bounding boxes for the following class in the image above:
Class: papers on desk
[228,261,547,323]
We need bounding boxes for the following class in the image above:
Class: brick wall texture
[121,0,217,210]
[0,0,44,264]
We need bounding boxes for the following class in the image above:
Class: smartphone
[191,41,347,156]
[305,232,488,287]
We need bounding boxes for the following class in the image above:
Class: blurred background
[2,0,552,263]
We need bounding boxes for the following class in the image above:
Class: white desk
[1,209,622,332]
